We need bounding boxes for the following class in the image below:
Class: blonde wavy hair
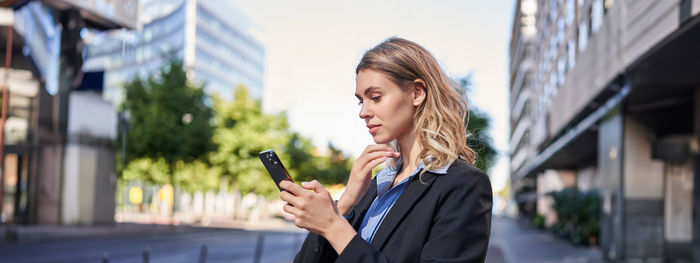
[356,37,477,177]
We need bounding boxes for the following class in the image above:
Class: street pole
[119,110,129,230]
[121,111,127,176]
[2,23,15,242]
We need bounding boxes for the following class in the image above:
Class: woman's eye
[371,96,381,102]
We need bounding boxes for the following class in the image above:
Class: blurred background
[0,0,698,262]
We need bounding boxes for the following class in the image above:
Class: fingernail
[301,181,308,186]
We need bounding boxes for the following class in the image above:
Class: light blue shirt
[358,157,452,243]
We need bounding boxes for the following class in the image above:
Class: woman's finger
[358,144,394,161]
[301,180,327,194]
[363,150,399,163]
[279,180,308,197]
[364,156,389,171]
[280,189,302,207]
[283,203,302,217]
[355,151,398,172]
[362,144,395,157]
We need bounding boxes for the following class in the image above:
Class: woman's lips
[368,124,380,135]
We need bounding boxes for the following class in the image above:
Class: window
[549,0,558,24]
[567,40,576,71]
[591,0,604,33]
[566,0,576,26]
[557,18,565,47]
[578,23,588,51]
[557,57,566,87]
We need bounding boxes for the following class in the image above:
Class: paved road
[0,227,306,263]
[0,216,605,263]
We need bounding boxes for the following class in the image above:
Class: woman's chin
[372,135,393,144]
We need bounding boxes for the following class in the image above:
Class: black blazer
[294,159,492,263]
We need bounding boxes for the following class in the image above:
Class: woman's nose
[358,103,372,119]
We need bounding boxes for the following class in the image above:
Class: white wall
[61,91,117,225]
[66,92,117,139]
[664,161,693,242]
[537,169,576,226]
[577,166,598,191]
[623,118,664,199]
[61,145,96,225]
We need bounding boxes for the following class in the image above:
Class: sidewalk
[0,218,301,244]
[486,216,604,263]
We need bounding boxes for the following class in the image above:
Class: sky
[232,0,515,191]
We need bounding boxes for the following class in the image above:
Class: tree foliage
[466,108,498,172]
[210,87,293,196]
[458,75,498,172]
[210,87,353,196]
[119,58,354,197]
[121,56,215,185]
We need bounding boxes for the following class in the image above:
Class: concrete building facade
[0,0,138,227]
[83,0,266,105]
[509,0,700,261]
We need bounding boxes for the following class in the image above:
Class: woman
[279,37,492,262]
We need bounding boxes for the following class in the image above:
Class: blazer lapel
[351,178,378,230]
[370,172,437,249]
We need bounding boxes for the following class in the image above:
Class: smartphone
[258,149,294,191]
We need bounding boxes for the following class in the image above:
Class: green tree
[317,142,353,185]
[284,135,352,185]
[210,86,293,196]
[284,132,320,183]
[458,75,498,172]
[211,88,354,195]
[121,56,215,196]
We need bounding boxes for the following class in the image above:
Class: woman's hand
[279,180,356,254]
[336,144,400,215]
[279,180,339,234]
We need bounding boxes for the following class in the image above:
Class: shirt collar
[375,156,452,197]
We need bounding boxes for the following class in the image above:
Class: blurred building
[509,0,699,261]
[83,0,266,105]
[0,0,138,227]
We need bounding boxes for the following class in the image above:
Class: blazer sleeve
[419,169,493,263]
[335,234,390,263]
[293,232,339,263]
[295,178,378,263]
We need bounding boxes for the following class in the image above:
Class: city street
[0,216,605,263]
[0,224,305,263]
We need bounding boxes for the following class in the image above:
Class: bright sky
[233,0,515,191]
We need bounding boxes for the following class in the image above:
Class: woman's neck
[397,128,421,174]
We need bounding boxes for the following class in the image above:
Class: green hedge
[547,187,601,246]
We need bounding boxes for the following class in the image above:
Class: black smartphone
[258,149,294,191]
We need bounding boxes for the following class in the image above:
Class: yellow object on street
[128,186,143,205]
[158,184,174,207]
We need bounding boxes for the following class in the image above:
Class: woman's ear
[412,79,427,106]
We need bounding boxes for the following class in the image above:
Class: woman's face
[355,69,422,144]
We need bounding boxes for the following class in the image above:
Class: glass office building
[83,0,265,105]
